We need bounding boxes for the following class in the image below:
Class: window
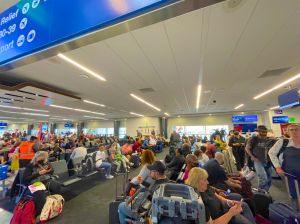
[173,125,229,138]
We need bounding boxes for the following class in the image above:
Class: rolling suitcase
[109,172,128,224]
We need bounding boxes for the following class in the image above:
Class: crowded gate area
[0,0,300,223]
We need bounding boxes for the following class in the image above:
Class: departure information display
[232,115,258,123]
[0,0,176,65]
[272,116,289,124]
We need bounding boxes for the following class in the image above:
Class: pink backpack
[10,197,36,224]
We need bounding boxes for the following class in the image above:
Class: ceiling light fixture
[164,112,170,116]
[84,115,108,120]
[196,85,202,109]
[83,100,105,107]
[22,113,49,117]
[50,104,105,115]
[234,104,244,110]
[130,94,161,111]
[254,73,300,99]
[0,105,49,113]
[58,53,106,82]
[130,112,144,117]
[22,108,49,112]
[269,105,280,110]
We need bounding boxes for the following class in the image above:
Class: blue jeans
[118,201,136,224]
[99,162,112,176]
[254,161,272,191]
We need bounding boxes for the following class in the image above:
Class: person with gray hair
[203,152,241,191]
[23,151,61,194]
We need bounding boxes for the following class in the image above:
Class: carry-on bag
[269,202,300,224]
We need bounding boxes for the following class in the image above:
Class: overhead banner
[0,0,176,65]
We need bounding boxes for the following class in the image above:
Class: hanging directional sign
[0,0,177,65]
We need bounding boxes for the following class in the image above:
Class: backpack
[277,138,290,157]
[10,197,36,224]
[40,194,64,223]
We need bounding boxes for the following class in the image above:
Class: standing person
[269,123,300,198]
[245,125,271,192]
[229,131,246,171]
[19,136,39,168]
[170,130,180,145]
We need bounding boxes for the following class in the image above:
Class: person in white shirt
[70,143,87,160]
[194,147,209,166]
[95,146,114,179]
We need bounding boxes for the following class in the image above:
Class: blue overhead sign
[272,116,289,124]
[232,115,258,123]
[0,0,177,65]
[64,123,74,128]
[0,122,7,127]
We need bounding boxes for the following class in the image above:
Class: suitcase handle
[284,172,300,181]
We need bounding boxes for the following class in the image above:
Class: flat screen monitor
[233,123,258,132]
[278,88,300,109]
[64,123,74,128]
[0,122,8,127]
[272,116,289,124]
[232,115,258,123]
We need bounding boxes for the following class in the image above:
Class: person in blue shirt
[142,136,150,149]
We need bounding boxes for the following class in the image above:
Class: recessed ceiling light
[241,112,245,115]
[209,114,212,116]
[196,85,202,109]
[130,94,161,111]
[164,112,170,116]
[83,100,105,107]
[130,112,144,117]
[177,115,181,118]
[58,53,106,82]
[234,104,244,110]
[254,73,300,99]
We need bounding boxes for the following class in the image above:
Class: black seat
[50,160,82,187]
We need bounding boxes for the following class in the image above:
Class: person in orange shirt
[121,140,132,156]
[19,136,39,168]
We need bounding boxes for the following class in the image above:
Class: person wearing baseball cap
[118,161,168,224]
[269,123,300,198]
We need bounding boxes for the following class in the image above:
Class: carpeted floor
[0,149,294,224]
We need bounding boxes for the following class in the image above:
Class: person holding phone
[23,151,61,194]
[186,167,255,224]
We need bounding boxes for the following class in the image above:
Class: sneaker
[129,163,134,167]
[106,175,114,179]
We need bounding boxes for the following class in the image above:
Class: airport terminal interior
[0,0,300,223]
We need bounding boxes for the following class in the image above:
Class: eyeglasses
[288,127,300,132]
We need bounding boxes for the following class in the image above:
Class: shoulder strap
[277,138,289,157]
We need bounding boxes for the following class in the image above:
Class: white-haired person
[23,151,61,194]
[186,167,255,224]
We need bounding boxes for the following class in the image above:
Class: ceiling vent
[138,88,155,94]
[258,67,291,79]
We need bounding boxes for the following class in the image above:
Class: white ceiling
[1,0,300,122]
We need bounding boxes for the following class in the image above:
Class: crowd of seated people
[119,126,300,223]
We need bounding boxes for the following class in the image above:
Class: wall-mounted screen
[64,123,74,128]
[0,122,8,127]
[232,115,258,123]
[272,116,289,124]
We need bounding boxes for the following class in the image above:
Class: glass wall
[173,125,229,138]
[83,128,114,136]
[119,127,126,139]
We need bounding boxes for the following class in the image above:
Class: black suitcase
[253,191,273,218]
[109,172,128,224]
[109,200,122,224]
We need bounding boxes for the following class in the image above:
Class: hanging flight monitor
[232,115,258,123]
[64,123,74,128]
[0,0,178,65]
[272,116,289,124]
[0,122,8,127]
